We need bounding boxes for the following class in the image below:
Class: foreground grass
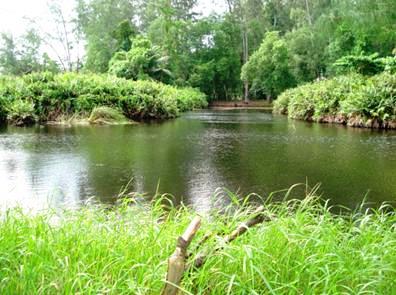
[0,194,395,294]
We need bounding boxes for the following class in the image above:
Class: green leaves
[274,72,396,128]
[108,36,172,83]
[0,72,207,124]
[241,31,296,99]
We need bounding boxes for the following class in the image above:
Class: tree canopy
[1,0,395,100]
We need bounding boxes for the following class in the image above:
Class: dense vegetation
[274,72,396,129]
[0,72,207,125]
[1,0,395,101]
[0,193,395,294]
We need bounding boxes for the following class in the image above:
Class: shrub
[333,53,384,76]
[88,106,128,124]
[0,72,207,124]
[341,73,396,121]
[6,99,36,126]
[273,90,290,115]
[275,73,396,128]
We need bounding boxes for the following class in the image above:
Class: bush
[6,99,36,126]
[273,91,290,115]
[274,73,396,129]
[334,54,396,76]
[341,73,396,122]
[0,72,207,124]
[88,106,128,124]
[333,53,384,76]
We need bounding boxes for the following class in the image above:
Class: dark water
[1,109,396,211]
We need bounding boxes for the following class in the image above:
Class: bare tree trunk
[59,11,73,71]
[242,28,249,103]
[305,0,313,26]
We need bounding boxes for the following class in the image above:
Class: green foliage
[1,0,395,101]
[333,53,384,76]
[188,16,243,100]
[0,72,207,124]
[6,99,36,126]
[0,97,9,123]
[241,31,296,98]
[380,56,396,74]
[108,36,172,83]
[112,20,136,52]
[272,91,290,115]
[0,195,395,293]
[0,30,60,75]
[76,0,136,72]
[340,73,396,122]
[274,73,396,128]
[88,106,127,124]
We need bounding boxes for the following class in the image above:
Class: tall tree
[76,0,137,72]
[241,31,295,99]
[0,30,60,75]
[0,33,19,75]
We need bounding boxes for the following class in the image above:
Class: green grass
[88,106,128,124]
[0,189,395,294]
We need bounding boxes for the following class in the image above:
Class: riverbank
[274,72,396,130]
[0,72,207,126]
[1,193,395,294]
[210,100,272,110]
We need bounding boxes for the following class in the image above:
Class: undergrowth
[0,186,395,294]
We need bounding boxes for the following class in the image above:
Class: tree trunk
[162,216,201,295]
[242,29,249,103]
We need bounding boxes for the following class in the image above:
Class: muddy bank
[312,114,396,130]
[209,100,273,110]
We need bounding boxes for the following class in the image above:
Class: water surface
[1,110,395,211]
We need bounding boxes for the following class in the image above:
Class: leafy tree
[76,0,137,72]
[112,20,136,52]
[108,36,172,83]
[333,53,384,76]
[188,16,243,100]
[241,31,295,99]
[0,30,60,75]
[0,33,19,75]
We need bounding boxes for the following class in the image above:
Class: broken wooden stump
[162,216,201,295]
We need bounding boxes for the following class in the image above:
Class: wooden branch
[187,232,212,259]
[162,216,201,295]
[192,206,269,269]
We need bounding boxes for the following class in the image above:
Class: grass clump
[274,72,396,129]
[0,191,395,294]
[0,72,207,125]
[88,106,128,124]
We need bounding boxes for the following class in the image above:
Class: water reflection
[0,110,395,212]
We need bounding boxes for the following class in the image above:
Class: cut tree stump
[162,216,201,295]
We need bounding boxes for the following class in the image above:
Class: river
[1,109,395,211]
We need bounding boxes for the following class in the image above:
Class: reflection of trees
[1,111,395,211]
[281,122,396,208]
[0,126,90,210]
[79,119,206,204]
[192,110,290,202]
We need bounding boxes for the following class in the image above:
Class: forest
[0,0,395,100]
